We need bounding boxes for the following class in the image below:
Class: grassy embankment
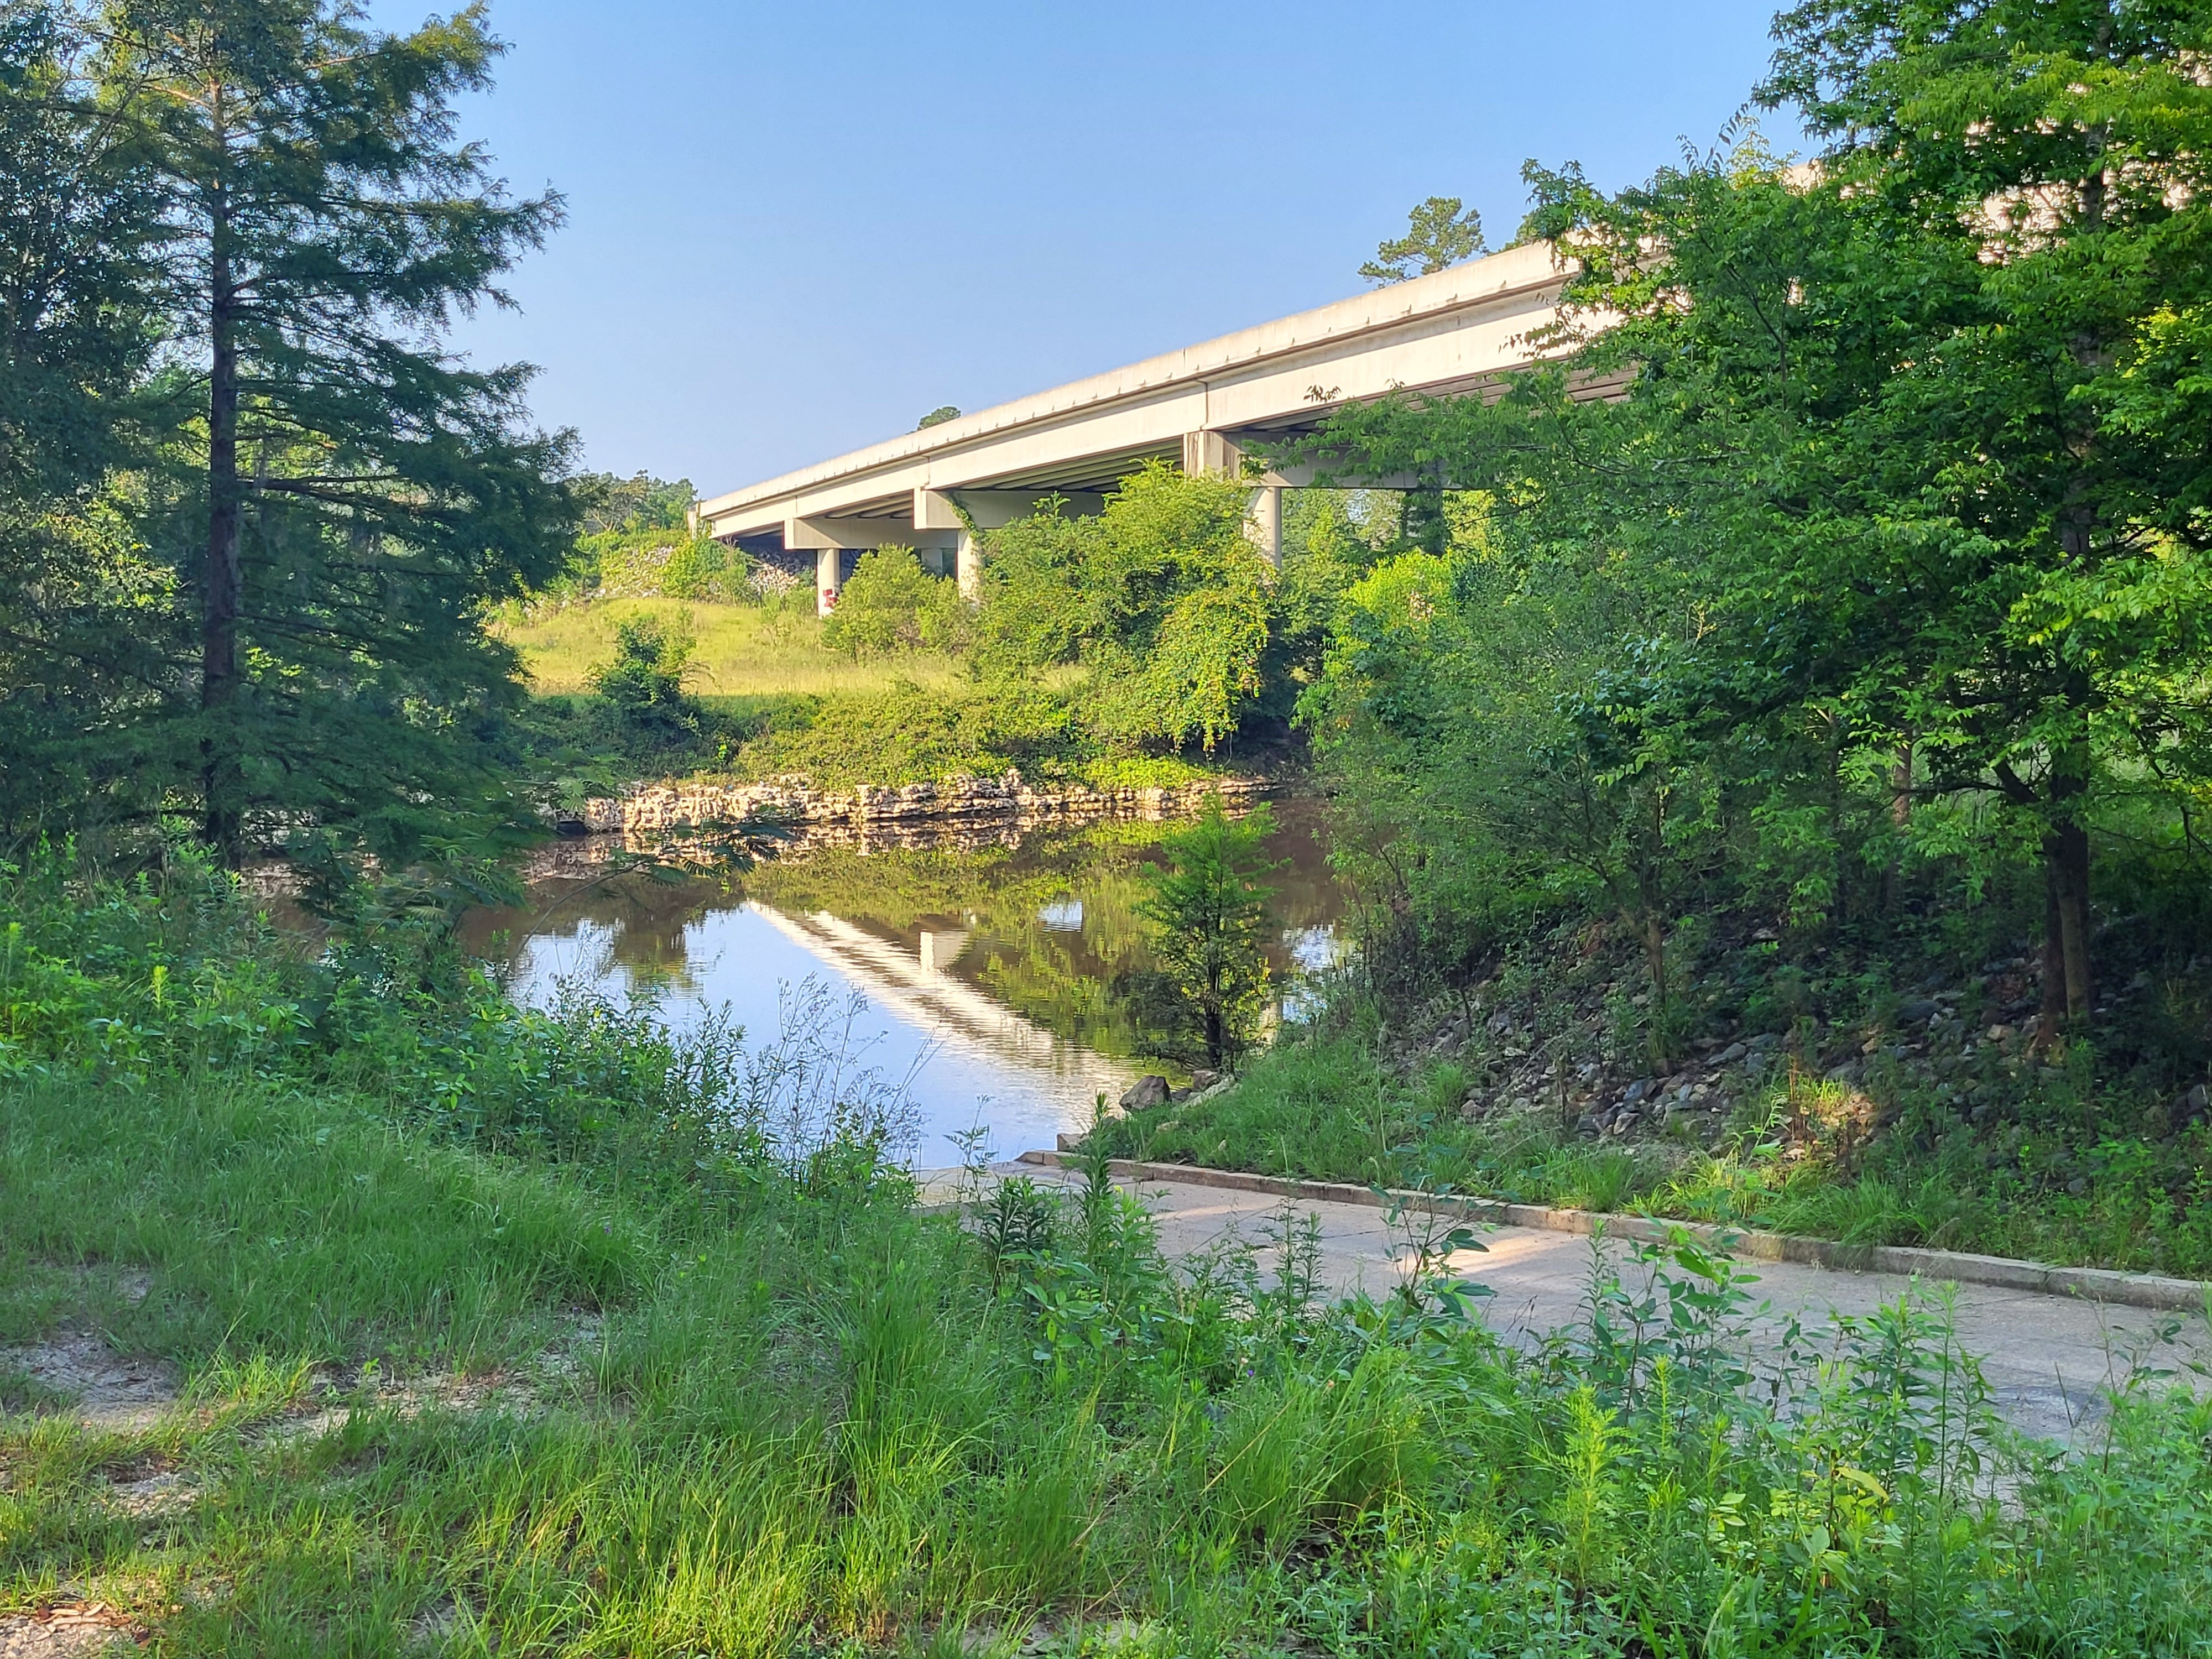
[500,596,1228,797]
[1093,916,2212,1278]
[504,595,967,701]
[6,859,2211,1654]
[1093,1030,2212,1274]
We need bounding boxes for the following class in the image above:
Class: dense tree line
[1298,0,2212,1070]
[0,0,575,869]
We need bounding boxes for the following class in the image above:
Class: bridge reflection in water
[474,803,1344,1162]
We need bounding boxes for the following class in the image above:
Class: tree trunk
[2049,817,2093,1018]
[2034,769,2095,1042]
[202,177,243,868]
[2037,858,2066,1046]
[1879,739,1912,913]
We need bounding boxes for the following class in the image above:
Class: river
[461,798,1346,1166]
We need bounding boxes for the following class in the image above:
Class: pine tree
[85,0,578,867]
[0,3,169,836]
[1360,196,1485,285]
[1138,799,1280,1071]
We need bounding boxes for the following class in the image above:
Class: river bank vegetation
[6,855,2212,1655]
[494,463,1397,802]
[1102,0,2212,1279]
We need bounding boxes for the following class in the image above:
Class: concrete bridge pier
[1247,484,1281,567]
[785,514,959,615]
[956,531,983,602]
[1183,430,1285,567]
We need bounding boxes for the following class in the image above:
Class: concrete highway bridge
[695,241,1580,613]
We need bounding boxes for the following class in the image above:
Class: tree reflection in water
[462,800,1346,1068]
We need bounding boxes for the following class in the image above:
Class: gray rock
[1168,1087,1194,1104]
[1898,997,1941,1024]
[1120,1074,1170,1112]
[1188,1068,1219,1092]
[1575,1113,1600,1136]
[1623,1079,1651,1104]
[1717,1042,1749,1063]
[1824,1060,1864,1084]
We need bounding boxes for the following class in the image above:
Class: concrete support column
[956,530,982,601]
[816,546,841,616]
[1183,430,1243,478]
[1247,485,1282,568]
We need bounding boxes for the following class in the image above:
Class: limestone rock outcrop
[564,770,1264,836]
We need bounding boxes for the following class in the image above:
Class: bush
[0,849,915,1213]
[821,547,964,657]
[978,465,1274,753]
[659,535,750,601]
[589,612,697,733]
[1129,799,1280,1070]
[723,679,1077,787]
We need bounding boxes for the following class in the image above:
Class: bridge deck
[697,242,1579,560]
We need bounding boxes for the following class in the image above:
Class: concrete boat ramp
[917,1158,2211,1444]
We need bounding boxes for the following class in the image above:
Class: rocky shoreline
[563,771,1267,836]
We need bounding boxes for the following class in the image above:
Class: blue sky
[420,2,1797,495]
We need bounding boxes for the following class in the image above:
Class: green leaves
[588,612,698,735]
[1133,797,1279,1070]
[0,0,580,871]
[820,547,965,659]
[978,463,1275,754]
[1360,195,1486,286]
[1301,2,2212,1022]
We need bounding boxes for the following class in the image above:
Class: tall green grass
[7,1077,2210,1655]
[0,1074,645,1361]
[498,594,967,700]
[4,856,2211,1654]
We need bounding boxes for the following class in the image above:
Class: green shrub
[589,612,697,733]
[1129,799,1279,1070]
[979,465,1273,753]
[821,547,966,657]
[659,535,750,601]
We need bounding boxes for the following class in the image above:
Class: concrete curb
[1014,1150,2212,1313]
